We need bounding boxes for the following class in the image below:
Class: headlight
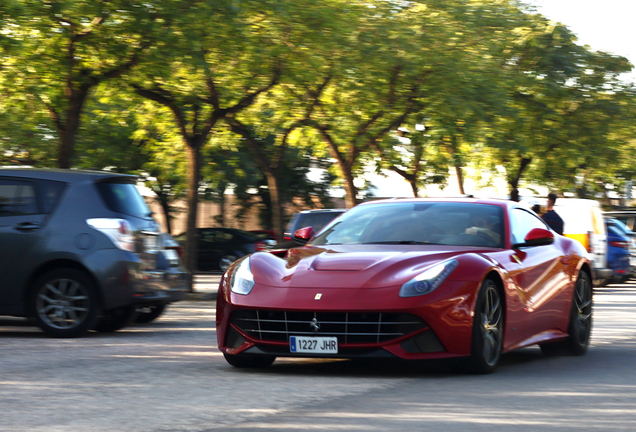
[230,257,255,295]
[399,259,458,297]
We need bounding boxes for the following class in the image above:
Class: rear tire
[541,270,593,356]
[93,306,137,333]
[223,353,275,368]
[31,269,100,338]
[133,304,167,324]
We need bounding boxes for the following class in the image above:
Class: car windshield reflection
[311,202,505,249]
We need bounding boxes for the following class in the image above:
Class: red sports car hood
[250,244,492,289]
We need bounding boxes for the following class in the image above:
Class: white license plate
[290,336,338,354]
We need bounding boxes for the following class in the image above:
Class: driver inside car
[465,215,501,245]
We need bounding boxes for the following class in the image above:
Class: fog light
[401,330,445,353]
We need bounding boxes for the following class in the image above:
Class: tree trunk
[183,143,201,279]
[158,195,172,234]
[508,157,532,202]
[409,181,418,197]
[509,183,520,202]
[55,91,89,169]
[455,165,465,195]
[264,172,284,243]
[57,131,74,169]
[342,171,358,209]
[218,190,226,227]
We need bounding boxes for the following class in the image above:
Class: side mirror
[514,228,554,248]
[293,226,315,245]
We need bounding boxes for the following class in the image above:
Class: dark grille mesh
[230,310,427,344]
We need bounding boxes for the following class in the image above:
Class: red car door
[502,208,571,347]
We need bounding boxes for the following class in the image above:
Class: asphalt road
[1,278,636,431]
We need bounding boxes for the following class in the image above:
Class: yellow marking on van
[564,233,589,251]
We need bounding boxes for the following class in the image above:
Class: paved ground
[2,278,636,431]
[186,273,222,301]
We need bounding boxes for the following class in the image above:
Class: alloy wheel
[573,274,593,346]
[480,283,503,367]
[36,278,90,330]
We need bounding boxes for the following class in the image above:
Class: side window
[285,214,299,234]
[38,179,67,214]
[0,179,39,216]
[510,208,549,245]
[201,230,216,243]
[214,232,233,243]
[299,214,322,231]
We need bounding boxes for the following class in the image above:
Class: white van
[524,198,612,280]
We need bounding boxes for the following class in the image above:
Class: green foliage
[2,0,636,215]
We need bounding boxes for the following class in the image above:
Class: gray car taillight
[87,218,135,252]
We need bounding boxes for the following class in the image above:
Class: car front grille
[230,310,428,345]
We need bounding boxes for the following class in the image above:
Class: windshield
[609,219,633,236]
[311,202,505,249]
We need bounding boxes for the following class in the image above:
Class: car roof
[604,210,636,216]
[0,167,136,182]
[298,209,346,214]
[357,197,514,209]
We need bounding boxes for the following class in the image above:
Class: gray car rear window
[96,181,151,219]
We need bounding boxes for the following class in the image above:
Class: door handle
[14,221,42,232]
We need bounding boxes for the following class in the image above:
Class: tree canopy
[2,0,635,272]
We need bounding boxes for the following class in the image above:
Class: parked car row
[172,210,347,273]
[603,212,636,285]
[174,228,277,272]
[521,198,636,286]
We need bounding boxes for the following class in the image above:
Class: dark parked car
[604,210,636,231]
[0,168,189,337]
[274,209,346,251]
[174,227,276,272]
[249,230,277,240]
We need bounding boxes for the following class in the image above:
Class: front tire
[468,279,504,374]
[223,353,276,368]
[31,269,100,338]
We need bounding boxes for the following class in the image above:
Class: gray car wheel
[32,269,100,338]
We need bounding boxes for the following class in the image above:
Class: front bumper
[594,268,615,279]
[84,249,189,310]
[216,279,480,361]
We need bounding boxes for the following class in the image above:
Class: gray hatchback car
[0,168,189,337]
